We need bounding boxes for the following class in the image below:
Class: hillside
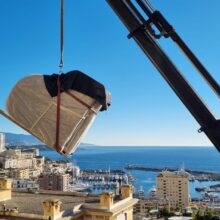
[2,132,42,146]
[1,132,92,147]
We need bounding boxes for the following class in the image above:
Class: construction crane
[107,0,220,152]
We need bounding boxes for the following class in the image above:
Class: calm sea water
[40,146,220,198]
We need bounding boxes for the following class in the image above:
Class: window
[124,213,127,220]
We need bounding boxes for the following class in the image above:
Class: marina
[79,169,135,191]
[195,183,220,193]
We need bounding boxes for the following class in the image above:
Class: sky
[0,0,220,147]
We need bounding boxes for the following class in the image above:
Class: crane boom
[107,0,220,152]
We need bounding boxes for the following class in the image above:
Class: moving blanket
[6,70,111,156]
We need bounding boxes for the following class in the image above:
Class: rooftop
[158,169,190,178]
[0,190,99,215]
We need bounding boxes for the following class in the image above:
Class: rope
[59,0,64,73]
[55,0,64,152]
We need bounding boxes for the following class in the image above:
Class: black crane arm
[106,0,220,152]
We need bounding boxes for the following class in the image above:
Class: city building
[156,170,190,210]
[0,157,35,169]
[28,168,42,178]
[134,197,168,218]
[0,157,17,169]
[35,156,44,170]
[0,149,44,170]
[12,179,39,190]
[43,160,75,174]
[0,170,9,179]
[9,169,29,179]
[168,217,192,220]
[0,133,6,153]
[21,148,39,158]
[39,172,70,191]
[0,181,138,220]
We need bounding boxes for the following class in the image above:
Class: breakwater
[125,164,220,181]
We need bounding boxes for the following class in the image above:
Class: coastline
[40,146,220,198]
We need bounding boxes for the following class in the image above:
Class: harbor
[40,147,220,200]
[125,164,220,181]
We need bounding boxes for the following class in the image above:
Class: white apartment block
[0,133,6,153]
[0,149,44,170]
[3,158,17,169]
[13,179,39,190]
[17,158,35,169]
[29,168,42,178]
[156,170,190,210]
[0,156,36,169]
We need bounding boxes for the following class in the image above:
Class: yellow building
[156,170,190,210]
[0,178,12,202]
[0,183,138,220]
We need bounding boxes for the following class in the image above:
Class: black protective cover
[44,70,108,111]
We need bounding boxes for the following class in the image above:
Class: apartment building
[0,157,35,169]
[156,170,190,210]
[12,179,39,190]
[134,197,168,218]
[9,169,29,179]
[0,149,44,170]
[39,172,70,191]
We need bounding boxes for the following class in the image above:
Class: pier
[125,164,220,181]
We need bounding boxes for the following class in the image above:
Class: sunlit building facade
[156,170,190,210]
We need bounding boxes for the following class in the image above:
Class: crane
[107,0,220,152]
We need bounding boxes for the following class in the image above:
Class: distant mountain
[1,132,93,147]
[2,132,42,146]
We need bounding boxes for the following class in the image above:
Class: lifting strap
[55,0,64,152]
[55,75,61,152]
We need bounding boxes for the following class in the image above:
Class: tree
[195,209,204,220]
[159,208,170,217]
[204,209,214,220]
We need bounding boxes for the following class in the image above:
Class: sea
[40,146,220,198]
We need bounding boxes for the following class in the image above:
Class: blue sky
[0,0,220,146]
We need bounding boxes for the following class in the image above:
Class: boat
[138,187,145,199]
[195,186,207,192]
[149,186,156,197]
[69,181,90,192]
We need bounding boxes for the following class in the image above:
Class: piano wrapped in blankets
[5,70,111,156]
